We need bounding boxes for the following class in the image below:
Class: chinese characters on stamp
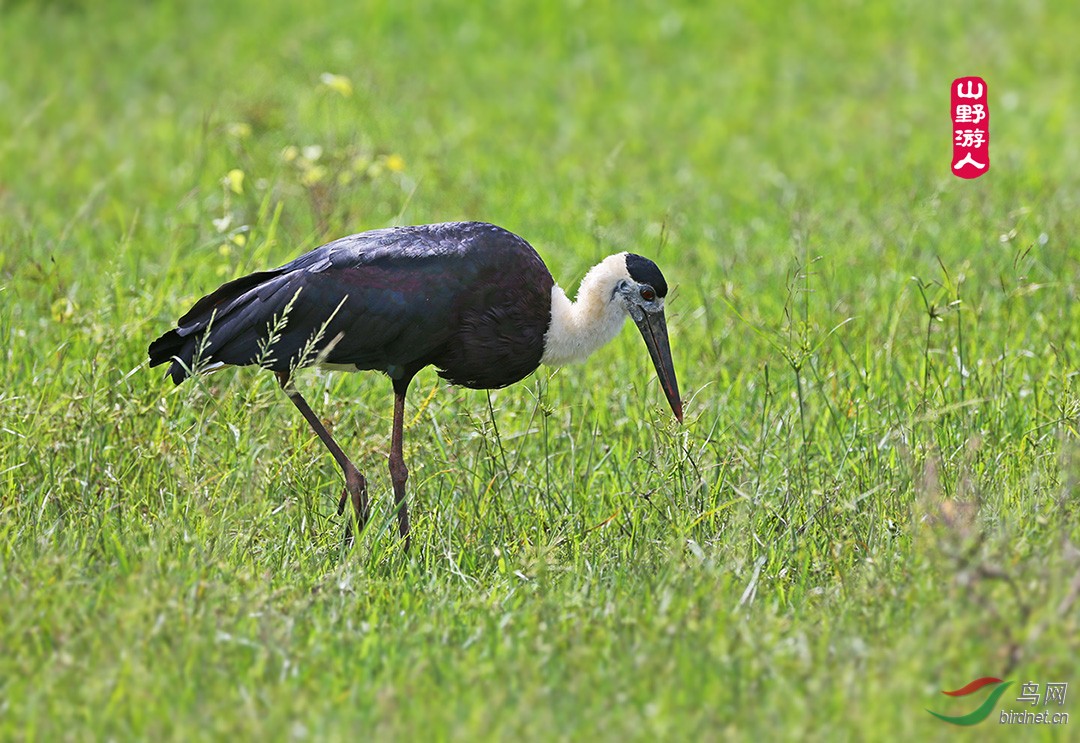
[952,77,989,178]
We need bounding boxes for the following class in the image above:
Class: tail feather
[148,267,289,385]
[147,328,193,384]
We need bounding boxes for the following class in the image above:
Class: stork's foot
[336,464,369,548]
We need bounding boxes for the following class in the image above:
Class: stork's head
[614,254,683,423]
[541,252,683,423]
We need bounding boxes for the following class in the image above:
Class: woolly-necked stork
[149,221,681,549]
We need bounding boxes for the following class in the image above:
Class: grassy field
[2,0,1078,739]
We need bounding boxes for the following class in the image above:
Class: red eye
[640,287,655,301]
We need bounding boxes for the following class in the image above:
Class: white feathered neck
[540,253,633,366]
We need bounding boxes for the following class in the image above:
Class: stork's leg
[275,372,369,547]
[389,380,411,551]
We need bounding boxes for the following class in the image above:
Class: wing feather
[149,223,503,383]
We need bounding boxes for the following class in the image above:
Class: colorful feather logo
[928,677,1013,725]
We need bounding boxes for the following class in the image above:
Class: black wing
[148,222,552,387]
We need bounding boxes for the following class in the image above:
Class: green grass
[2,0,1078,739]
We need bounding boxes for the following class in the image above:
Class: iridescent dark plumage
[149,222,554,389]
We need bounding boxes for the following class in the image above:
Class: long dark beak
[631,307,683,423]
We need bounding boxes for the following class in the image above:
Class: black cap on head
[625,253,668,298]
